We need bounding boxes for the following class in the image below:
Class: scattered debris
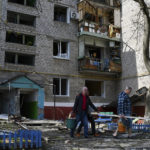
[0,114,8,121]
[20,120,63,126]
[15,122,28,130]
[65,140,71,144]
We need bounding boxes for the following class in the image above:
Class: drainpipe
[53,84,56,120]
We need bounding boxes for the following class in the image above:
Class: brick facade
[0,0,120,119]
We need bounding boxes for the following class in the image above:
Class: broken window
[7,11,18,24]
[85,80,102,96]
[54,5,67,22]
[25,35,35,46]
[8,0,24,5]
[5,52,16,64]
[6,32,23,44]
[18,54,35,65]
[8,0,36,7]
[53,78,69,96]
[53,40,69,59]
[6,31,35,46]
[19,13,35,26]
[26,0,36,7]
[61,79,68,95]
[5,52,35,66]
[53,78,59,95]
[7,11,35,27]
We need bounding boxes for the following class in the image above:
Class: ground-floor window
[85,80,104,97]
[53,78,69,96]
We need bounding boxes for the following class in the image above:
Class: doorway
[20,91,38,119]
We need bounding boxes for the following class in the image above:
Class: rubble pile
[1,115,150,150]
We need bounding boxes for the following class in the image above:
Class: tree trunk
[143,14,150,119]
[133,0,150,118]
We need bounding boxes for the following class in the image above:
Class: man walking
[113,86,132,138]
[70,87,98,138]
[76,111,97,137]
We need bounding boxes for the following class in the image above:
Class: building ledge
[78,31,121,42]
[7,23,36,34]
[4,42,36,53]
[90,1,118,9]
[79,69,119,77]
[7,2,39,16]
[77,1,120,10]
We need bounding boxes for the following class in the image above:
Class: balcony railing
[91,0,121,8]
[78,57,121,73]
[78,0,121,41]
[79,24,121,42]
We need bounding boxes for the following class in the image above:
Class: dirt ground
[1,121,150,150]
[42,129,150,150]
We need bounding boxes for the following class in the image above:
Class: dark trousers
[70,111,88,137]
[77,114,95,135]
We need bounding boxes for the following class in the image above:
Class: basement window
[5,52,35,66]
[7,11,35,27]
[6,31,35,46]
[53,40,69,59]
[8,0,36,7]
[85,80,104,97]
[53,78,69,96]
[54,5,70,23]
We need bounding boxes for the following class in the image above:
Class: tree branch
[133,0,150,71]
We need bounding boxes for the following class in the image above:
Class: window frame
[5,52,35,66]
[6,31,35,46]
[53,40,70,60]
[7,11,36,27]
[8,0,36,7]
[85,80,105,98]
[53,78,69,97]
[54,4,70,24]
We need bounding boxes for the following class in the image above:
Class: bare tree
[126,0,150,117]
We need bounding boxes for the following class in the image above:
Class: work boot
[70,130,74,138]
[76,133,80,137]
[94,133,100,137]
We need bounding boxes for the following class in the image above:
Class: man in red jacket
[70,87,98,138]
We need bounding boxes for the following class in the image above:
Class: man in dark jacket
[76,111,97,136]
[70,87,98,138]
[113,86,132,137]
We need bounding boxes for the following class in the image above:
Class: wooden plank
[91,112,150,121]
[20,120,63,125]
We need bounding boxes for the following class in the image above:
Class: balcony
[91,0,121,8]
[78,57,121,75]
[78,29,121,42]
[78,0,121,41]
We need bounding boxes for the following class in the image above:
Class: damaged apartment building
[0,0,122,120]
